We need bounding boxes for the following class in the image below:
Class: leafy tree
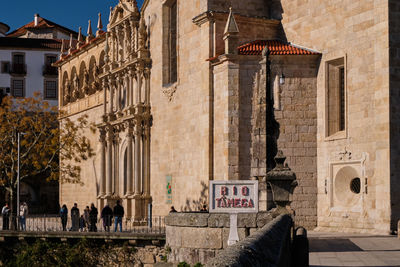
[0,93,95,214]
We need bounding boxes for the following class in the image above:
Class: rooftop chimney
[34,14,40,26]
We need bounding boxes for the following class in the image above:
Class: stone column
[106,127,113,196]
[116,76,121,112]
[109,79,114,115]
[144,68,150,105]
[125,74,130,108]
[134,122,142,195]
[143,123,151,196]
[131,70,137,106]
[136,69,142,104]
[99,128,106,197]
[126,125,134,196]
[102,79,108,118]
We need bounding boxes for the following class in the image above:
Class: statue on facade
[63,79,71,104]
[83,69,90,95]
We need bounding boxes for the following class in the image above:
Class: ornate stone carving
[266,150,298,214]
[162,84,177,102]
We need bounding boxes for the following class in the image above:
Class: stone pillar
[134,122,142,196]
[144,68,150,105]
[143,122,151,197]
[102,79,108,118]
[126,125,134,196]
[136,69,142,104]
[99,128,106,197]
[116,76,121,112]
[131,70,137,106]
[106,127,113,196]
[109,79,114,115]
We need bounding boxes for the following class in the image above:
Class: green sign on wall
[166,175,172,204]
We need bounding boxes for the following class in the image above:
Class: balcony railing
[10,63,27,75]
[0,214,165,234]
[43,65,58,76]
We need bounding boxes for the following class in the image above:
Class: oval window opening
[350,178,361,194]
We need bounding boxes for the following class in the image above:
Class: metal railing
[10,63,27,75]
[0,214,165,234]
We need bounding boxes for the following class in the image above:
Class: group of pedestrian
[59,200,124,233]
[1,202,28,231]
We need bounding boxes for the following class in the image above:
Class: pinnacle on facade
[104,33,110,63]
[224,7,239,36]
[77,27,83,45]
[60,39,65,59]
[68,34,74,54]
[109,7,113,23]
[223,7,240,55]
[97,13,103,37]
[86,20,94,43]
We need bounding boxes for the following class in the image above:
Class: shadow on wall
[180,181,208,212]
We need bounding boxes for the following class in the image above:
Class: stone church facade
[55,0,400,233]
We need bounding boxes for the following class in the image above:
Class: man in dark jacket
[89,203,98,232]
[113,200,124,232]
[101,204,113,232]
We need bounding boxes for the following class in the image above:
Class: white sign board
[209,180,258,214]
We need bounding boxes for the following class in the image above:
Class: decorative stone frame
[327,152,367,213]
[324,54,348,141]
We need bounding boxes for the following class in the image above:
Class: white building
[0,15,78,105]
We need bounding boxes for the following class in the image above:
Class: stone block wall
[165,212,279,265]
[272,56,319,229]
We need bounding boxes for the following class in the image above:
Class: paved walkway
[309,231,400,267]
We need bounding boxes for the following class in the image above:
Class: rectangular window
[11,53,26,75]
[11,79,24,97]
[1,62,10,73]
[43,55,58,76]
[46,55,57,65]
[162,0,178,86]
[326,57,346,137]
[44,80,57,99]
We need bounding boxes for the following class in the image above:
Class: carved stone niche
[266,150,298,214]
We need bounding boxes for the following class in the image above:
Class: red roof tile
[238,40,320,56]
[7,17,78,38]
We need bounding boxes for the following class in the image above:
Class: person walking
[2,203,10,230]
[70,203,80,231]
[83,206,90,232]
[19,202,28,231]
[60,204,68,231]
[89,203,98,232]
[113,200,124,232]
[101,204,113,232]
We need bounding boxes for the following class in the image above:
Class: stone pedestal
[266,150,298,215]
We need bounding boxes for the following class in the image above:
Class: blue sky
[1,0,144,34]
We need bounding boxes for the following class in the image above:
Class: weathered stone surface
[256,211,273,228]
[237,213,257,228]
[181,227,222,249]
[208,214,230,228]
[141,252,155,264]
[165,213,209,227]
[166,226,182,247]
